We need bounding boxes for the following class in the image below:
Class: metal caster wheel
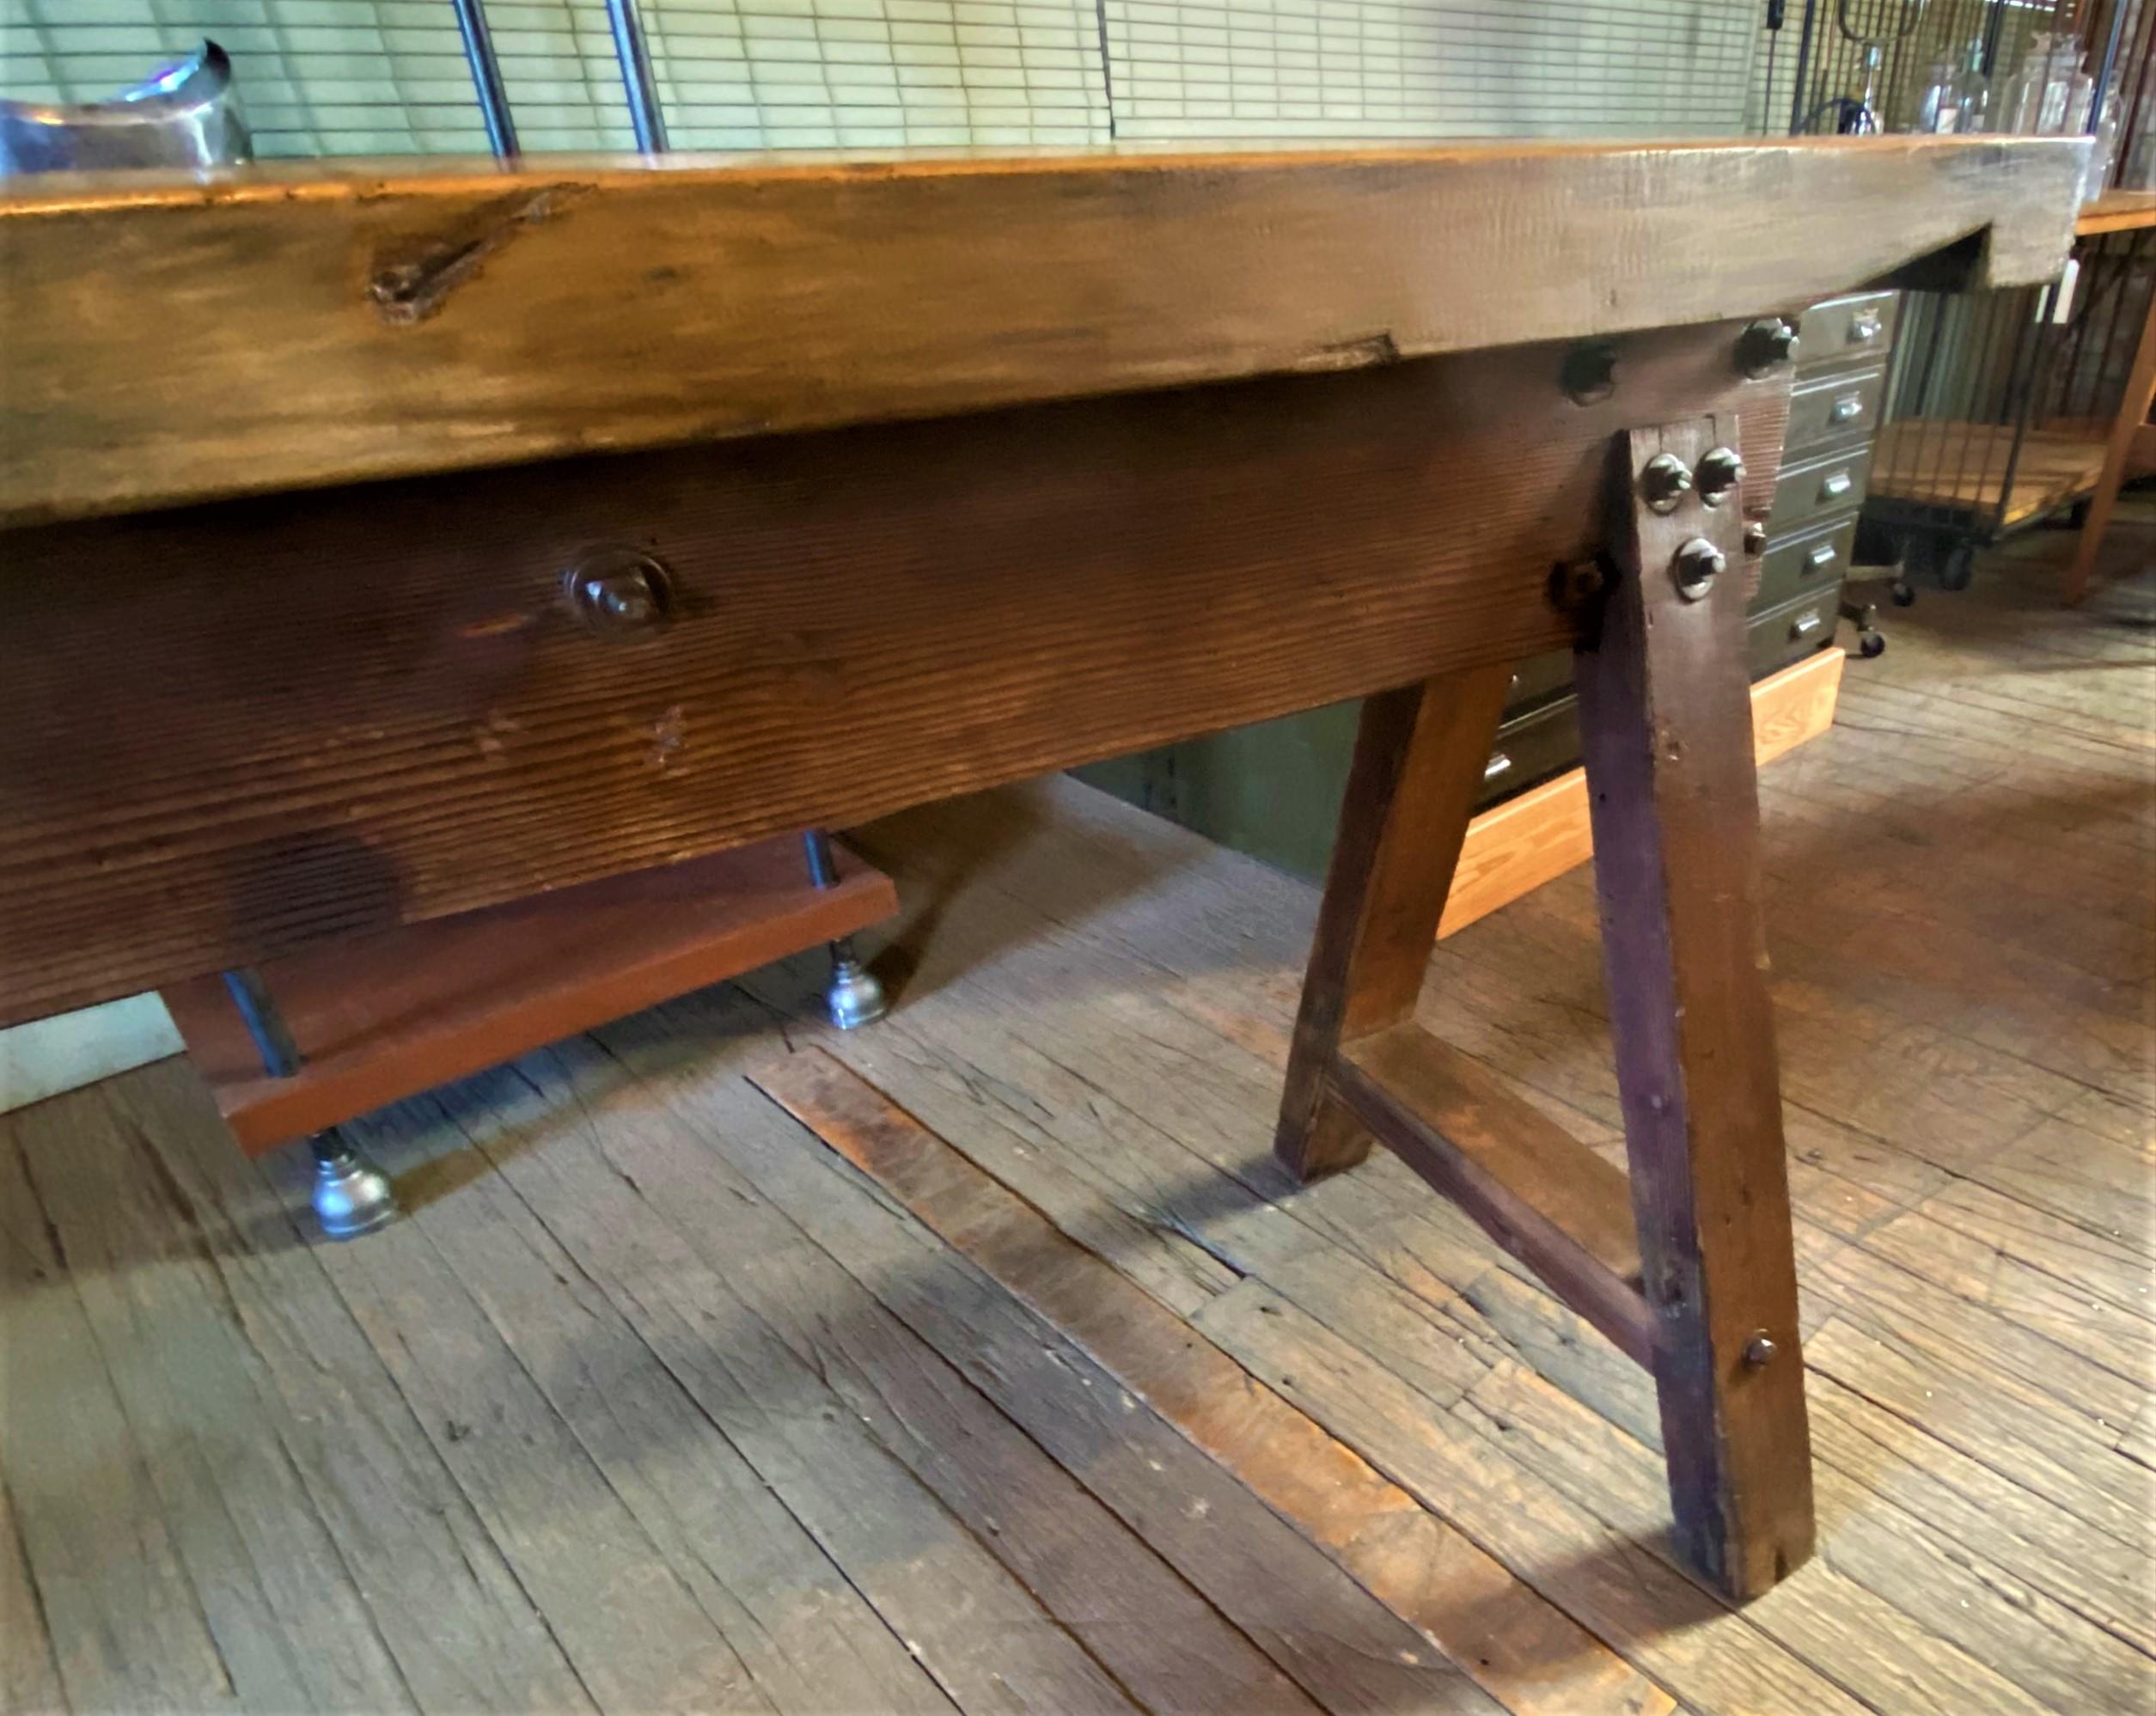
[823,937,887,1030]
[1936,543,1976,591]
[310,1133,400,1239]
[1890,578,1916,608]
[1856,629,1886,659]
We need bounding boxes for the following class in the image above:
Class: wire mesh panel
[1102,0,1761,139]
[7,0,1768,154]
[636,0,1110,150]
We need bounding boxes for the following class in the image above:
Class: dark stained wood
[1333,1023,1652,1365]
[1573,420,1814,1599]
[1273,667,1514,1179]
[3,523,2147,1713]
[0,138,2085,525]
[159,836,895,1152]
[0,326,1793,1028]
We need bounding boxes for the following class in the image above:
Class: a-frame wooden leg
[1273,664,1514,1181]
[1575,419,1815,1598]
[1274,407,1812,1602]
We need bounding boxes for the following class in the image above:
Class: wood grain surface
[1273,668,1514,1181]
[0,325,1790,1026]
[159,835,895,1152]
[1574,421,1815,1599]
[1335,1021,1653,1365]
[0,137,2084,524]
[1436,644,1843,939]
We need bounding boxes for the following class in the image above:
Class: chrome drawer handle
[1483,753,1513,781]
[1806,543,1839,571]
[1829,394,1865,424]
[1849,310,1883,343]
[1790,611,1824,639]
[1820,471,1854,500]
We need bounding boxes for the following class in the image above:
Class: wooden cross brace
[1275,417,1817,1602]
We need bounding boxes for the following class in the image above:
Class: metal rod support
[223,967,302,1078]
[450,0,519,159]
[803,828,839,889]
[603,0,669,152]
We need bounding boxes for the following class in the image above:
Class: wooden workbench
[0,134,2084,1600]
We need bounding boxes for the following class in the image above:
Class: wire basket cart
[1770,0,2154,592]
[1867,218,2156,589]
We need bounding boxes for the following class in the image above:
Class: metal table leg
[222,967,400,1239]
[803,832,888,1029]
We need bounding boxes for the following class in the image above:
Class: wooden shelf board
[1871,421,2109,528]
[162,837,896,1153]
[1437,644,1842,940]
[2077,191,2156,236]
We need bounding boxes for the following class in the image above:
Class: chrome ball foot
[823,937,888,1030]
[309,1132,400,1240]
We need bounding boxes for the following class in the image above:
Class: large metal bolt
[1738,317,1799,376]
[565,547,673,636]
[1743,1331,1778,1368]
[1672,537,1725,601]
[1695,446,1746,507]
[1640,452,1694,514]
[1561,341,1618,406]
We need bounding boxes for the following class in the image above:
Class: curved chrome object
[2,40,251,176]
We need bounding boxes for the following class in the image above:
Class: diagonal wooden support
[1575,417,1814,1598]
[1274,413,1813,1602]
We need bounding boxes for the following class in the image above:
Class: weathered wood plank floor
[4,529,2152,1714]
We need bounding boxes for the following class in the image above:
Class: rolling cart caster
[1936,543,1976,591]
[1890,578,1916,608]
[1841,595,1886,661]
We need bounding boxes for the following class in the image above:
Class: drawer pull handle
[1849,310,1883,343]
[1820,470,1854,500]
[1790,611,1824,639]
[1805,543,1839,571]
[1829,394,1866,424]
[1484,753,1513,781]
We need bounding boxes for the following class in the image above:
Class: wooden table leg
[1273,664,1513,1181]
[2064,284,2156,607]
[1273,412,1815,1602]
[1575,422,1815,1597]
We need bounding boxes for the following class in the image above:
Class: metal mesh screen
[5,0,1769,154]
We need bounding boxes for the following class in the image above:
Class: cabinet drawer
[1784,367,1886,457]
[1747,586,1841,679]
[1504,647,1574,715]
[1755,516,1858,610]
[1479,696,1581,808]
[1770,445,1872,534]
[1797,291,1898,375]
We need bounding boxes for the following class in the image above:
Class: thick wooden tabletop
[0,135,2086,526]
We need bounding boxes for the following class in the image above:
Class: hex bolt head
[1671,537,1725,601]
[1695,445,1747,507]
[1738,317,1799,376]
[1640,452,1695,514]
[1743,1331,1778,1368]
[1743,520,1768,556]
